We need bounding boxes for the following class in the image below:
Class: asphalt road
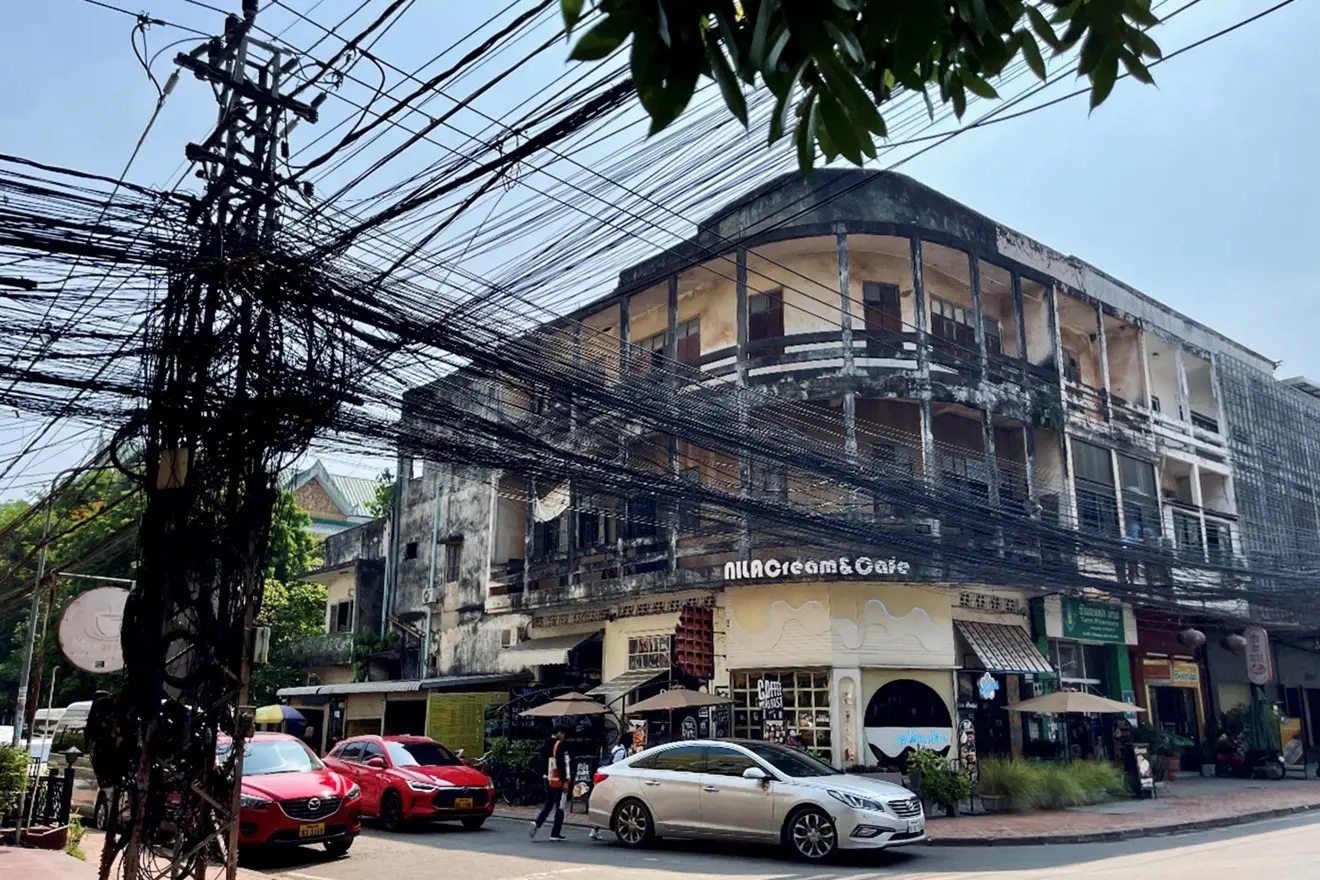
[238,812,1320,880]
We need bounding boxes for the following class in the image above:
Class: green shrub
[0,745,27,814]
[1036,762,1086,809]
[1068,759,1126,799]
[904,747,947,779]
[977,757,1041,809]
[65,814,86,861]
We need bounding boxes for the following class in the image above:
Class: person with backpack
[529,725,570,841]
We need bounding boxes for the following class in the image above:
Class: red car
[219,733,362,855]
[324,735,495,832]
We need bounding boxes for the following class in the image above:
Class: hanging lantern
[1223,633,1247,654]
[1177,628,1207,649]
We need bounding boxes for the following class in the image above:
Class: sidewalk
[494,776,1320,846]
[0,847,96,880]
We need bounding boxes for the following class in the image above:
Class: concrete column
[1175,347,1191,423]
[837,224,859,518]
[736,249,751,560]
[1137,329,1154,414]
[618,301,631,550]
[910,238,935,481]
[968,254,988,383]
[1011,273,1027,361]
[522,476,535,593]
[1110,449,1127,539]
[1096,303,1113,420]
[1189,461,1209,560]
[667,274,680,570]
[1022,424,1038,512]
[1047,284,1074,527]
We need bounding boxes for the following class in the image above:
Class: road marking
[497,868,595,880]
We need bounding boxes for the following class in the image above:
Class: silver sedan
[587,739,925,862]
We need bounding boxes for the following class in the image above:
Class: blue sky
[1,0,1316,496]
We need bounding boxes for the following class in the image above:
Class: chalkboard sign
[568,756,598,814]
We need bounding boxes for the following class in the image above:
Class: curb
[925,802,1320,847]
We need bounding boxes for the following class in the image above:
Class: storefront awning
[498,632,599,671]
[955,620,1053,675]
[587,669,666,706]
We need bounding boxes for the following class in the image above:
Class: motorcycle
[1216,735,1286,780]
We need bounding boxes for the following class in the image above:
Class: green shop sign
[1061,598,1125,643]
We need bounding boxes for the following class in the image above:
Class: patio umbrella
[1005,691,1144,715]
[625,688,731,714]
[253,704,305,725]
[519,692,608,717]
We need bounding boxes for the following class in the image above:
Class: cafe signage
[723,556,911,581]
[1245,626,1272,685]
[1061,598,1125,644]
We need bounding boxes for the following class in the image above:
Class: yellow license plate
[298,823,325,838]
[454,798,473,810]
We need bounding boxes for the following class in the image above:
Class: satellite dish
[58,587,128,673]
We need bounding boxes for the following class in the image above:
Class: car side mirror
[367,757,386,769]
[742,766,768,781]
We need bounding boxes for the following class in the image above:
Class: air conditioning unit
[251,626,271,666]
[501,626,527,648]
[422,587,440,606]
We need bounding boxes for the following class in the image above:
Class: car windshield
[742,742,837,778]
[219,739,323,776]
[385,741,461,767]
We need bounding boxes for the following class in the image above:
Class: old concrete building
[378,171,1320,767]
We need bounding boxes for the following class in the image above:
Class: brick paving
[494,776,1320,844]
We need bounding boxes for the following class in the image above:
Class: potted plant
[904,747,947,812]
[1199,740,1218,778]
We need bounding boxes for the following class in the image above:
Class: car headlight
[239,794,270,809]
[827,789,886,812]
[406,780,438,793]
[345,784,361,800]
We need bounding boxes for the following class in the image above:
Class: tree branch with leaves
[561,0,1162,172]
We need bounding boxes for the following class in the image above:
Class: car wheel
[324,838,353,857]
[611,799,654,848]
[461,817,486,831]
[785,807,838,862]
[380,790,406,832]
[93,793,109,831]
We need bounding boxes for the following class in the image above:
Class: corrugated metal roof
[419,672,527,690]
[955,620,1053,675]
[588,669,666,705]
[276,679,422,697]
[333,475,380,517]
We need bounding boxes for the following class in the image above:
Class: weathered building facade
[376,171,1320,766]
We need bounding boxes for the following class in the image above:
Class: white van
[48,701,96,818]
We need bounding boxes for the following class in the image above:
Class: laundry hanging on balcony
[533,483,570,522]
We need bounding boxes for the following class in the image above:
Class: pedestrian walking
[588,732,632,840]
[529,724,570,841]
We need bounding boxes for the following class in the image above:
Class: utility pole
[100,4,321,880]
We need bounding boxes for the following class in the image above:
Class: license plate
[454,798,473,810]
[298,823,325,839]
[906,819,922,834]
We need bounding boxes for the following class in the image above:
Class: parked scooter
[1216,735,1286,780]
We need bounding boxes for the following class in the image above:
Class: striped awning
[955,620,1053,675]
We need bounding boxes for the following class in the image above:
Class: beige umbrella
[519,692,608,717]
[625,688,732,714]
[1006,690,1145,715]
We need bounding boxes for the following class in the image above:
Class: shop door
[1151,686,1199,766]
[1306,689,1320,747]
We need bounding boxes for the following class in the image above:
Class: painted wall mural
[725,583,954,670]
[863,678,954,761]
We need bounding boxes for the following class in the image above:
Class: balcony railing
[285,631,354,666]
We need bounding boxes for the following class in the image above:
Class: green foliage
[1132,723,1193,757]
[351,629,398,682]
[1220,706,1248,738]
[0,744,27,814]
[486,737,543,805]
[904,746,947,778]
[904,747,969,808]
[976,757,1126,810]
[265,490,317,582]
[366,470,395,519]
[0,469,142,708]
[65,813,86,860]
[560,0,1163,173]
[248,579,329,704]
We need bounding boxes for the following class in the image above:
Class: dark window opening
[676,318,701,365]
[444,539,462,582]
[534,519,560,559]
[1120,455,1159,542]
[1206,521,1232,562]
[577,503,600,549]
[404,541,419,560]
[931,296,996,361]
[863,282,902,331]
[628,495,659,540]
[1063,351,1082,384]
[1173,511,1203,555]
[330,600,353,633]
[748,289,785,356]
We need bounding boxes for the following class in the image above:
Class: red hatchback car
[325,735,495,832]
[219,733,362,855]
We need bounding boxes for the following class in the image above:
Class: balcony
[285,631,354,666]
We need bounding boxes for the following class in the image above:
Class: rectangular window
[930,296,996,358]
[627,635,672,671]
[1173,511,1203,555]
[748,289,785,354]
[628,495,659,540]
[872,443,916,518]
[731,670,832,764]
[862,282,902,332]
[404,541,419,560]
[444,539,462,583]
[1119,455,1159,542]
[676,318,701,365]
[1072,441,1114,485]
[1206,520,1232,562]
[330,600,353,634]
[534,519,560,559]
[750,460,788,502]
[577,498,600,550]
[637,331,666,371]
